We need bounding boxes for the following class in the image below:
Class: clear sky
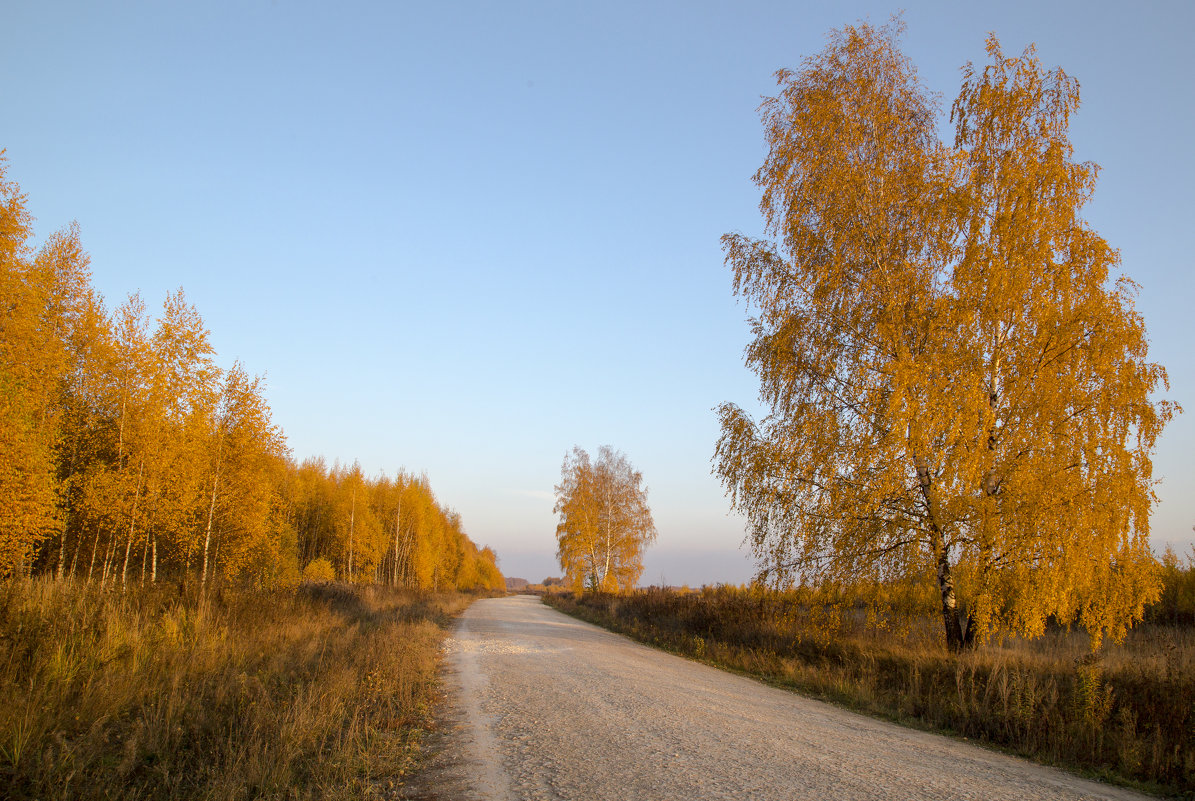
[3,1,1191,585]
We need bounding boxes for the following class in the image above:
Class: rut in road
[407,595,1150,801]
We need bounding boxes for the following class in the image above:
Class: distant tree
[475,546,504,591]
[715,22,1178,650]
[555,446,656,593]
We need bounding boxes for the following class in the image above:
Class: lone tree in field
[555,446,656,593]
[715,22,1178,650]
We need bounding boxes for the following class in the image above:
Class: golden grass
[547,587,1195,797]
[0,578,474,800]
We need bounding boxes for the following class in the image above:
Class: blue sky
[3,1,1191,584]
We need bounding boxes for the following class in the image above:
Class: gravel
[406,595,1151,801]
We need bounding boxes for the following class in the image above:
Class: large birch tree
[714,22,1178,650]
[555,446,656,593]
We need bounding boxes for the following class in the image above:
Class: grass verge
[0,578,476,800]
[545,588,1193,799]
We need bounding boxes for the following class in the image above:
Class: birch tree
[0,160,55,575]
[0,162,94,575]
[555,446,656,593]
[199,363,286,585]
[134,290,216,586]
[714,22,1178,650]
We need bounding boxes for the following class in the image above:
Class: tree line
[0,155,503,591]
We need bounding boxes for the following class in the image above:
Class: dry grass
[0,578,475,800]
[547,587,1195,798]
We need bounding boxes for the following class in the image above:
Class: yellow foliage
[0,153,504,592]
[715,21,1177,650]
[555,446,656,593]
[302,557,336,583]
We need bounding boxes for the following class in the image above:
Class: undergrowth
[546,586,1194,798]
[0,578,475,800]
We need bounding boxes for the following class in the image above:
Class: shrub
[302,556,336,583]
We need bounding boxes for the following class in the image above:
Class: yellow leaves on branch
[715,21,1179,650]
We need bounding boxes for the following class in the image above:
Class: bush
[1147,546,1195,625]
[302,556,336,583]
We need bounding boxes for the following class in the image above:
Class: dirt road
[408,595,1150,801]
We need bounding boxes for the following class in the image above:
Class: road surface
[405,595,1150,801]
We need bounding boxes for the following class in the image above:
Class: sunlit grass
[547,586,1194,796]
[0,578,474,800]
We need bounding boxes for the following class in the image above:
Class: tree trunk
[588,543,599,593]
[86,529,100,582]
[55,508,69,581]
[396,511,406,585]
[348,488,355,582]
[201,469,219,586]
[117,397,126,467]
[603,521,612,590]
[69,522,84,579]
[139,525,149,583]
[933,531,966,652]
[120,461,144,590]
[101,529,115,586]
[915,455,967,652]
[56,437,82,581]
[397,523,414,588]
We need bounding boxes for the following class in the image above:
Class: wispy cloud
[509,489,555,501]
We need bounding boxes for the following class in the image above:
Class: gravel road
[406,595,1151,801]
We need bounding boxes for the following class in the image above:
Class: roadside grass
[0,578,476,801]
[546,587,1194,798]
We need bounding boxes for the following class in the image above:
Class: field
[546,585,1195,797]
[0,578,476,801]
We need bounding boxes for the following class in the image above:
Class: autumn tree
[0,152,503,592]
[714,22,1177,650]
[332,462,377,583]
[198,362,287,586]
[52,276,111,581]
[475,545,504,592]
[385,471,425,588]
[129,290,217,586]
[0,156,95,576]
[92,294,152,584]
[555,446,656,593]
[0,156,55,575]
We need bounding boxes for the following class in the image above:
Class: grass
[0,578,478,800]
[546,586,1195,798]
